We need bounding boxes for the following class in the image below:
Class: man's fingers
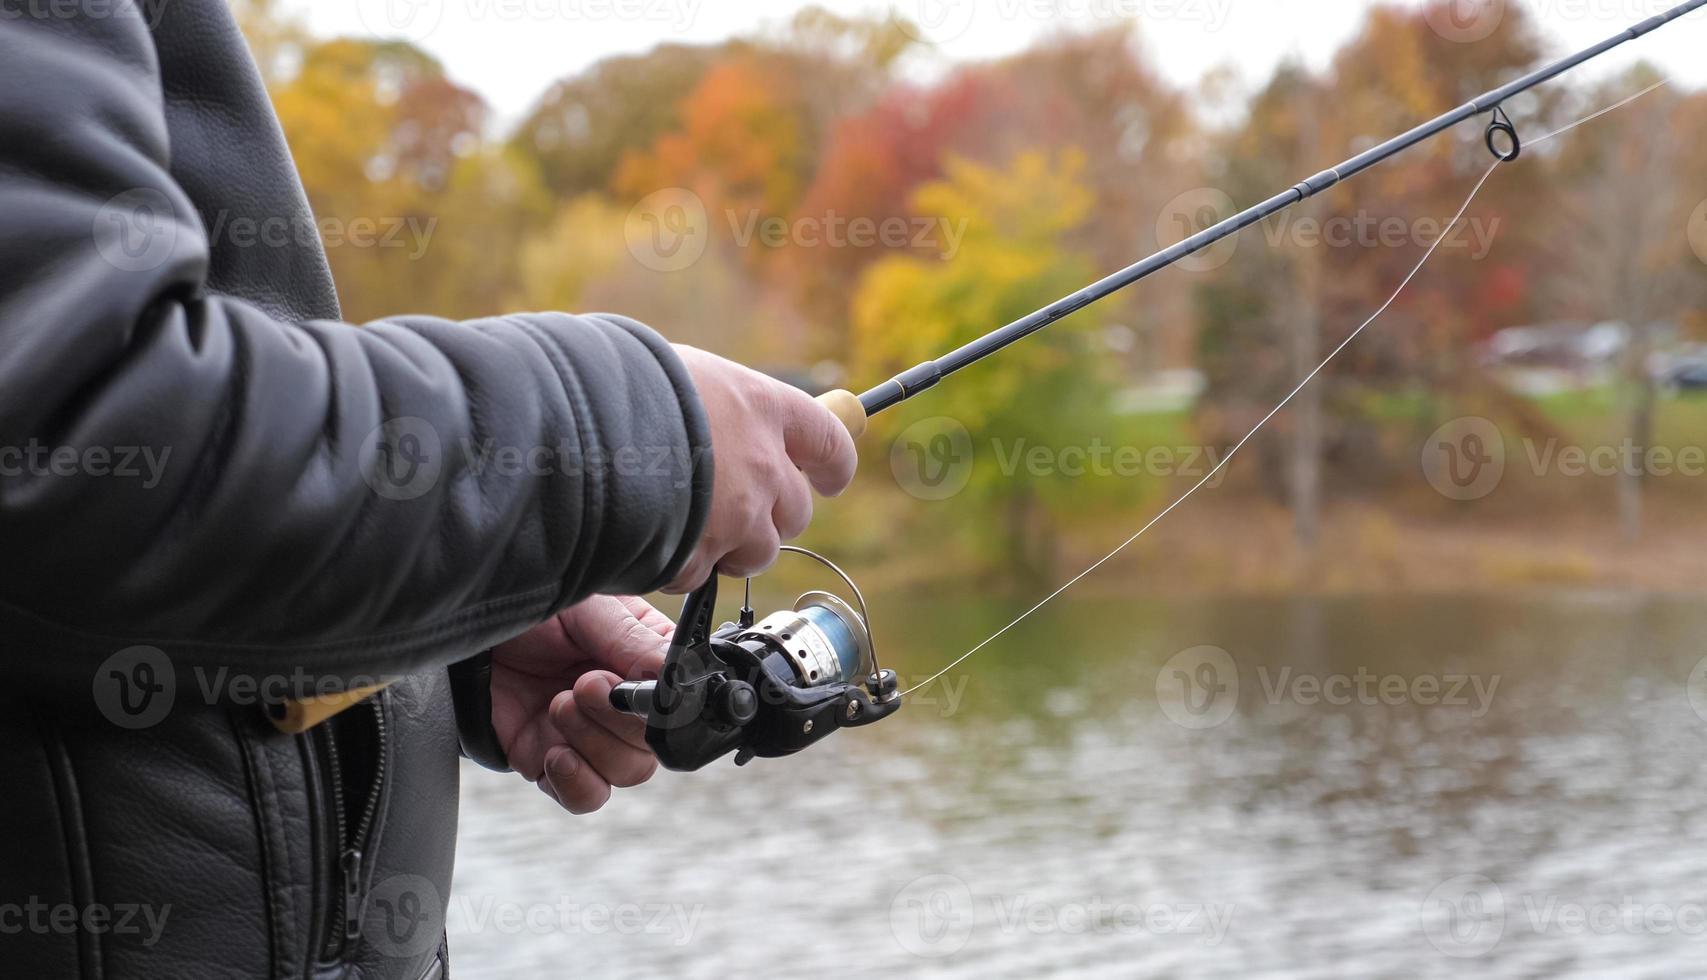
[564,672,650,751]
[618,596,677,639]
[780,389,858,497]
[773,468,813,541]
[663,557,714,596]
[558,596,669,678]
[550,686,658,789]
[716,523,781,579]
[539,744,611,815]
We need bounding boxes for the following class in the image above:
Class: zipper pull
[342,848,364,940]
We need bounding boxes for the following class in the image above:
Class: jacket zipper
[317,698,389,961]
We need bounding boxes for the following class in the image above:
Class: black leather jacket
[0,3,713,977]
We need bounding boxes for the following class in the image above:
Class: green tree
[852,150,1133,580]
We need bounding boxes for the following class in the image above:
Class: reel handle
[816,389,867,439]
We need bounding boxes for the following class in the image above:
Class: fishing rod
[287,3,1704,774]
[604,1,1704,773]
[808,0,1707,433]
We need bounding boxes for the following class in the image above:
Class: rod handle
[268,682,391,734]
[816,389,867,439]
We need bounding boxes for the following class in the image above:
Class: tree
[852,150,1128,580]
[1537,67,1707,538]
[269,38,549,322]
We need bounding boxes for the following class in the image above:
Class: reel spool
[611,546,902,771]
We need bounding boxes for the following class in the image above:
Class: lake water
[449,591,1707,978]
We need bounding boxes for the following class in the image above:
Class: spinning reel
[609,546,902,771]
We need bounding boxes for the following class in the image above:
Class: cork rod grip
[816,389,868,439]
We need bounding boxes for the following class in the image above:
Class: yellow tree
[268,38,549,322]
[853,150,1139,580]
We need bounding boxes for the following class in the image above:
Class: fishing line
[898,81,1670,699]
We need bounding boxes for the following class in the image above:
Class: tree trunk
[1288,104,1324,551]
[1619,326,1656,541]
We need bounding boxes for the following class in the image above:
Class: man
[0,3,857,977]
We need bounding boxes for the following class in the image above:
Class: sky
[295,0,1707,128]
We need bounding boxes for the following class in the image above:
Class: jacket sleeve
[0,14,713,688]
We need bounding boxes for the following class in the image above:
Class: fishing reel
[609,546,902,771]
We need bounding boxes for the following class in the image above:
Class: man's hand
[491,596,675,814]
[668,345,858,593]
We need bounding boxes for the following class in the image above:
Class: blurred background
[240,0,1707,975]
